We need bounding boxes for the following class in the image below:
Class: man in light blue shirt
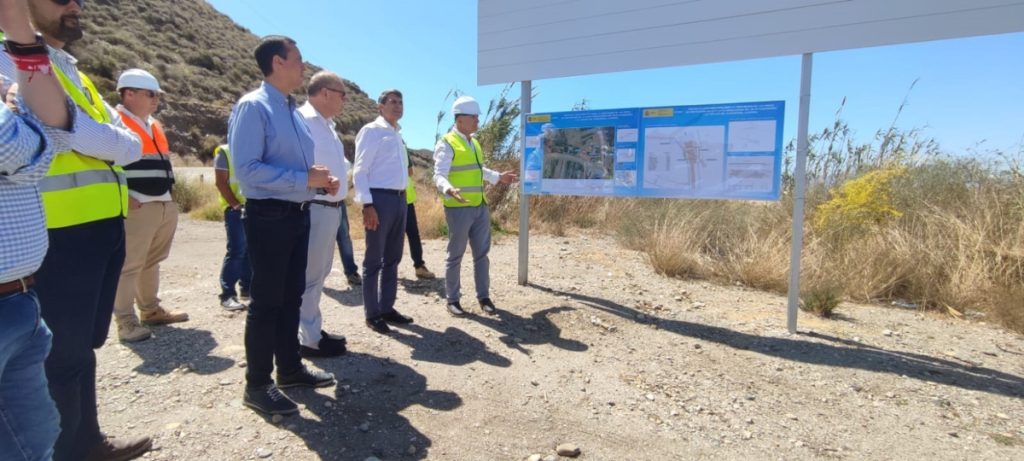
[228,35,339,416]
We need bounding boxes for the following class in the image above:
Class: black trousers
[35,217,125,460]
[405,203,425,268]
[242,199,310,387]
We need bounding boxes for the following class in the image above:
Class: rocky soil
[95,217,1024,460]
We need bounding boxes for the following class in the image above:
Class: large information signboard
[522,101,785,200]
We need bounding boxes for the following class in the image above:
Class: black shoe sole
[242,398,299,416]
[299,346,346,358]
[277,376,336,389]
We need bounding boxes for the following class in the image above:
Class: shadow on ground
[323,285,364,307]
[122,327,234,375]
[530,283,1024,399]
[261,352,462,460]
[389,323,513,367]
[463,306,589,356]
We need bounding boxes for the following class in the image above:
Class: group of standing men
[225,34,518,416]
[0,1,518,459]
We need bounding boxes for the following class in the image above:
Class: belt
[370,188,405,196]
[246,198,311,211]
[310,200,343,208]
[0,275,34,297]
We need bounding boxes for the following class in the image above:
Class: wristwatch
[3,33,48,56]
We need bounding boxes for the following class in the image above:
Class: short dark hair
[254,35,296,77]
[377,89,403,105]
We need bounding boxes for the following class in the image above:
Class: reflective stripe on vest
[442,131,485,208]
[215,145,246,209]
[43,64,128,229]
[118,110,174,196]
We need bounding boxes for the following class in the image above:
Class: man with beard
[0,0,149,459]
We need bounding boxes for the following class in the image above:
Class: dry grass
[484,155,1024,334]
[172,178,218,214]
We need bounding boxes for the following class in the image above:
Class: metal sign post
[518,80,532,285]
[787,53,813,334]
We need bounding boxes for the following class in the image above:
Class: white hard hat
[116,68,162,93]
[452,95,480,116]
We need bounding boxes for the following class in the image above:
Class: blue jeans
[0,289,60,461]
[335,205,359,276]
[242,199,309,387]
[220,207,252,300]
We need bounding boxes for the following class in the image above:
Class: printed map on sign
[523,101,784,200]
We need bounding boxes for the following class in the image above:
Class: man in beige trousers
[112,68,188,342]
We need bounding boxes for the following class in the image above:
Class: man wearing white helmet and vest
[112,68,189,343]
[433,95,518,316]
[0,1,151,459]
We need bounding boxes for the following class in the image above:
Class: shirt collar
[299,101,335,129]
[48,45,77,66]
[374,115,401,132]
[260,80,295,107]
[116,104,153,126]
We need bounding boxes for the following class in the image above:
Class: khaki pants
[113,201,178,322]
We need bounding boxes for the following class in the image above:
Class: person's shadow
[464,306,589,356]
[267,352,462,460]
[530,283,1024,399]
[389,323,513,368]
[399,276,446,299]
[322,285,363,307]
[121,327,234,375]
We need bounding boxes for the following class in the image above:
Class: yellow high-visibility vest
[41,64,129,228]
[214,144,245,209]
[441,131,485,208]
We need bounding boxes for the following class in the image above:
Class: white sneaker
[221,297,247,311]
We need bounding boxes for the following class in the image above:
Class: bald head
[306,70,347,118]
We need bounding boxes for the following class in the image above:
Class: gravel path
[95,217,1024,460]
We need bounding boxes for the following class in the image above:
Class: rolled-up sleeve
[70,102,142,166]
[229,100,308,194]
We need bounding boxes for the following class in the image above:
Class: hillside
[67,0,380,159]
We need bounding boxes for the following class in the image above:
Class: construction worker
[112,68,189,342]
[433,95,518,317]
[214,143,251,311]
[0,0,152,459]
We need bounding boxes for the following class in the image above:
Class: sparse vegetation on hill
[70,0,379,160]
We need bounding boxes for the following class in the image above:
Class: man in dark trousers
[228,35,339,416]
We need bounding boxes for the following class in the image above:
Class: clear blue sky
[207,0,1024,155]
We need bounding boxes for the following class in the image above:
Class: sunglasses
[52,0,84,7]
[324,87,346,98]
[128,88,160,99]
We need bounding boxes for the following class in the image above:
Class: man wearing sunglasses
[112,68,189,343]
[0,0,151,460]
[296,70,350,358]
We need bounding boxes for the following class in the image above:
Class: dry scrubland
[175,145,1024,335]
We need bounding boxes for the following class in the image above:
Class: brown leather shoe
[84,435,152,461]
[141,307,189,326]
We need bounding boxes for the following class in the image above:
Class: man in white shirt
[352,89,415,334]
[296,71,349,357]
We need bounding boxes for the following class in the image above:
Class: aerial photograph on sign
[541,126,616,181]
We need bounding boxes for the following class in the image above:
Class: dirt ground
[95,216,1024,461]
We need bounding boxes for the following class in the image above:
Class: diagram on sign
[642,126,724,192]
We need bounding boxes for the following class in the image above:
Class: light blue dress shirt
[227,81,315,203]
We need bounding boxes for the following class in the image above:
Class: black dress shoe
[299,337,346,358]
[478,297,497,314]
[321,330,347,344]
[277,365,336,389]
[381,311,414,324]
[446,302,467,316]
[366,317,391,334]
